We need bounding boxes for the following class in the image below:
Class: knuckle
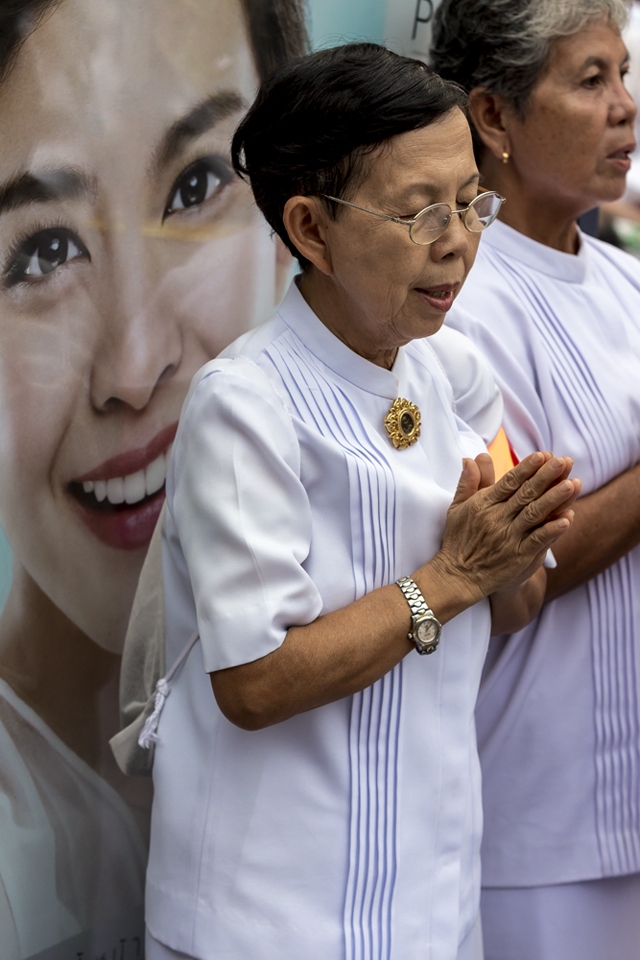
[527,527,547,549]
[521,500,541,525]
[497,470,521,495]
[514,477,540,507]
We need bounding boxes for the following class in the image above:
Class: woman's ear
[283,196,333,275]
[468,87,514,163]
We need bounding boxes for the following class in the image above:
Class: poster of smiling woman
[0,0,442,957]
[0,1,304,957]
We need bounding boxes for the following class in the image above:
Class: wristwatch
[396,576,442,655]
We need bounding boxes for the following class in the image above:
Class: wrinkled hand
[433,451,581,605]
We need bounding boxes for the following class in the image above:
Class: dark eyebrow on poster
[0,168,97,217]
[154,90,247,171]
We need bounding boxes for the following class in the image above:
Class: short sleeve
[428,324,504,446]
[168,358,323,673]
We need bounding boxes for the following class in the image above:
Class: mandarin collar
[481,218,588,283]
[276,280,404,401]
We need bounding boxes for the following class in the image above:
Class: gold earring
[502,151,510,164]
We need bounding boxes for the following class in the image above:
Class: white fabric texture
[448,218,640,887]
[146,281,502,960]
[0,677,146,959]
[481,873,640,960]
[146,922,484,960]
[146,929,198,960]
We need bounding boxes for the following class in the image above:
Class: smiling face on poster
[0,0,294,653]
[0,0,304,957]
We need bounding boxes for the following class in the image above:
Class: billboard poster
[0,0,433,956]
[384,0,443,61]
[0,0,305,957]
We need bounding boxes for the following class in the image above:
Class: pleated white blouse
[449,219,640,888]
[146,282,503,960]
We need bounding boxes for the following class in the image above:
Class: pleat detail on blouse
[266,334,403,960]
[590,556,640,874]
[495,252,640,876]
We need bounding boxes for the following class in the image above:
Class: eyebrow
[0,91,247,220]
[581,53,630,71]
[154,90,247,171]
[0,167,97,218]
[396,172,480,203]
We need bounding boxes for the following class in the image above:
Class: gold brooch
[384,398,421,449]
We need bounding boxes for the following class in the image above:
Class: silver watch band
[395,576,441,655]
[396,575,428,616]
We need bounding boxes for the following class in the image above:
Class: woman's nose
[90,245,183,413]
[430,211,470,260]
[611,78,637,127]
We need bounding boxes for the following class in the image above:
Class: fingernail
[558,518,570,528]
[561,480,572,492]
[531,452,543,464]
[552,457,565,468]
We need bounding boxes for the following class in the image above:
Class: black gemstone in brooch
[384,398,421,449]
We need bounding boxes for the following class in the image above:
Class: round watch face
[416,617,439,645]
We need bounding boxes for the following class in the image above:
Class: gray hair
[431,0,629,116]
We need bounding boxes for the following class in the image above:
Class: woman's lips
[68,422,178,551]
[416,284,458,312]
[606,145,635,173]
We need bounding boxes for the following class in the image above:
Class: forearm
[211,452,577,730]
[489,567,546,635]
[210,554,479,731]
[546,464,640,600]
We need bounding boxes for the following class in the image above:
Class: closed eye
[582,72,603,88]
[163,155,235,220]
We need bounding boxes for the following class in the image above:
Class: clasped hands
[431,451,581,614]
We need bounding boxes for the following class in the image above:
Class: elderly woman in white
[145,44,579,960]
[433,1,640,958]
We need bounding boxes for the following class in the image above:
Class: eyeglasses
[322,190,505,245]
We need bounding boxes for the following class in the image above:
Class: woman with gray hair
[432,2,640,959]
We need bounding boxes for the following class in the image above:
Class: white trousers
[481,873,640,960]
[146,918,484,960]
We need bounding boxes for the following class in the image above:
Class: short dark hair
[0,0,307,85]
[232,42,468,267]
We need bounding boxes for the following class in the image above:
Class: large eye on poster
[0,1,306,957]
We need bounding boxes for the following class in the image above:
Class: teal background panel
[307,0,388,47]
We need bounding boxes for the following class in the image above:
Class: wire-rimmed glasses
[322,190,505,245]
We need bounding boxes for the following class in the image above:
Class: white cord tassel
[138,678,170,749]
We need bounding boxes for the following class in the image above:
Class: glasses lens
[465,192,502,233]
[410,204,452,245]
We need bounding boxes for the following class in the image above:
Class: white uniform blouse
[448,218,640,887]
[146,282,502,960]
